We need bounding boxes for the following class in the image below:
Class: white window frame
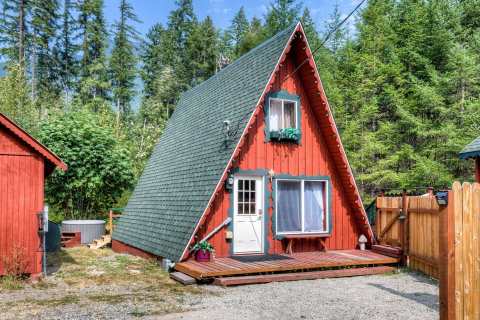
[275,178,330,235]
[268,97,298,131]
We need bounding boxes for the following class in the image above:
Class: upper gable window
[269,98,297,131]
[265,91,301,143]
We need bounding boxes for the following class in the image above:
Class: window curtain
[304,181,325,232]
[284,102,295,128]
[269,99,282,131]
[277,181,301,232]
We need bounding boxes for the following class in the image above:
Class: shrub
[38,111,134,219]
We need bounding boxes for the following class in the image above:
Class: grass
[0,275,24,291]
[0,247,204,319]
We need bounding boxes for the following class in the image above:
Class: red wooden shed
[0,113,67,277]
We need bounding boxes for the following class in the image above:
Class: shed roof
[459,136,480,159]
[0,113,67,174]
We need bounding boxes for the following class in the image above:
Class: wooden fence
[376,192,440,278]
[408,195,440,279]
[439,182,480,320]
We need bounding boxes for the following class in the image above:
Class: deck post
[439,190,455,320]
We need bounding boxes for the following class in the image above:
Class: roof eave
[0,113,67,172]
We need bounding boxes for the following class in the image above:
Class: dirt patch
[0,247,203,319]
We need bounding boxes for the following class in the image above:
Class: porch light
[225,173,234,192]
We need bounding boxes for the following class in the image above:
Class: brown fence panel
[376,196,403,247]
[408,195,440,278]
[440,182,480,320]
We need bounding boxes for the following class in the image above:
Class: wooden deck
[175,250,399,279]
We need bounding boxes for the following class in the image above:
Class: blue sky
[104,0,360,35]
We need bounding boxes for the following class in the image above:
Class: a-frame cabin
[113,23,398,283]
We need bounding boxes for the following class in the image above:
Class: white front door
[233,176,264,254]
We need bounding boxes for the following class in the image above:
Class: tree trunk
[18,0,25,67]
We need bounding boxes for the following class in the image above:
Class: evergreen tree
[186,16,218,85]
[55,0,79,101]
[76,0,110,111]
[227,6,249,58]
[30,0,61,103]
[165,0,196,90]
[109,0,140,117]
[237,17,265,56]
[140,23,166,100]
[264,0,301,36]
[0,0,30,65]
[323,3,345,54]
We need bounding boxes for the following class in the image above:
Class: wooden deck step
[88,234,112,249]
[213,266,396,287]
[371,245,403,258]
[170,272,197,285]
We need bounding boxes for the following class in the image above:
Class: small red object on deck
[195,250,211,262]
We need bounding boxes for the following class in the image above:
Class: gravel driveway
[157,272,439,320]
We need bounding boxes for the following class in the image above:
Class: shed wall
[0,126,44,275]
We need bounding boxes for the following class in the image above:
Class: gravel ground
[157,271,439,320]
[0,248,438,320]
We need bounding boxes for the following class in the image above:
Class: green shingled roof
[113,23,297,262]
[459,136,480,159]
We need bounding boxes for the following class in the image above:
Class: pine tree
[264,0,301,37]
[76,0,110,111]
[0,0,30,66]
[227,6,249,58]
[110,0,140,117]
[186,16,218,86]
[165,0,197,90]
[140,23,166,100]
[323,3,345,54]
[237,17,265,56]
[55,0,79,101]
[30,0,61,104]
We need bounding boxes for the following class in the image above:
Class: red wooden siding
[0,126,44,275]
[196,41,361,258]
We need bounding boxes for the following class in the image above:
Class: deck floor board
[175,250,399,279]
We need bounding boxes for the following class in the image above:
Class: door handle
[258,209,263,216]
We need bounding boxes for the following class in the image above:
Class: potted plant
[192,241,214,262]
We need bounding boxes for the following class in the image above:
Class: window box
[270,128,301,142]
[273,176,332,237]
[265,91,301,143]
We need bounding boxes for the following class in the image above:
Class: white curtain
[304,181,325,232]
[284,101,295,128]
[269,99,282,131]
[277,181,301,233]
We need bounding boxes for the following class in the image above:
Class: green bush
[39,111,134,219]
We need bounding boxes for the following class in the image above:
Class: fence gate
[376,193,440,278]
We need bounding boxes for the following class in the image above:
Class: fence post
[439,189,455,320]
[401,190,408,265]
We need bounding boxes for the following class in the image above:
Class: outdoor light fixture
[225,173,234,192]
[436,191,448,205]
[223,120,232,145]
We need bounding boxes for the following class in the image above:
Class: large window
[275,179,329,234]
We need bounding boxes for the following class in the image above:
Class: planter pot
[195,250,211,262]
